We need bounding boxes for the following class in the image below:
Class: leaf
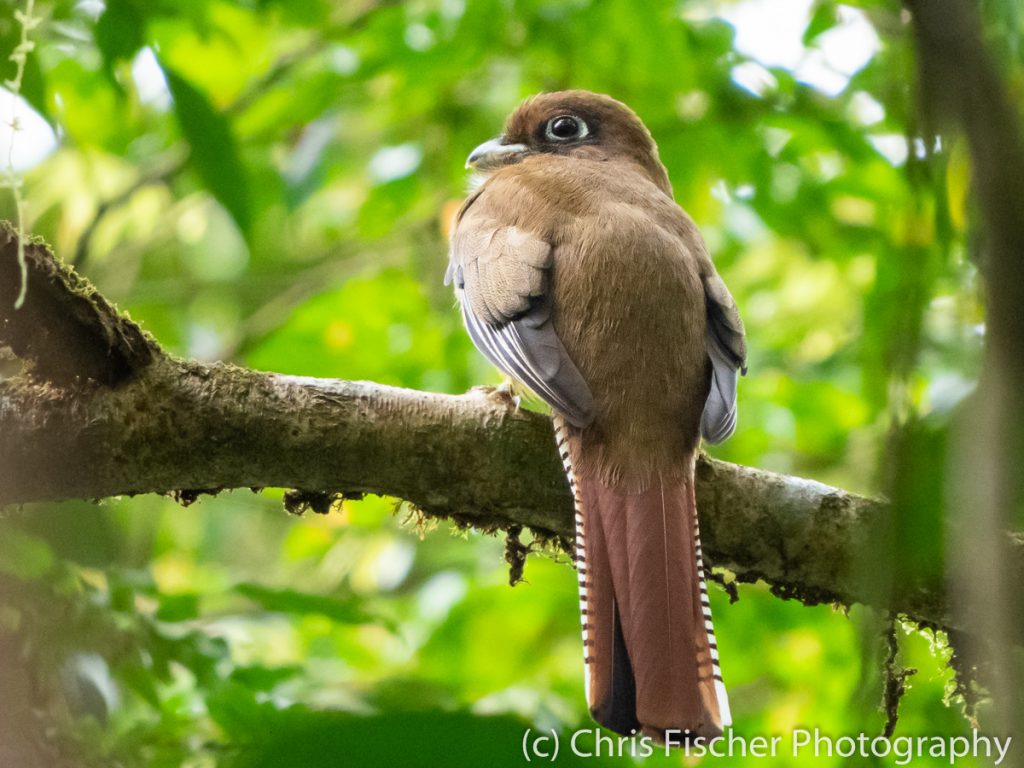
[156,592,200,622]
[220,710,626,768]
[230,663,304,691]
[803,0,839,45]
[946,137,971,233]
[161,63,252,233]
[120,660,162,708]
[95,0,146,81]
[234,583,385,627]
[207,680,277,738]
[0,527,54,581]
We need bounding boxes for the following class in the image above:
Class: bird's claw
[471,381,522,415]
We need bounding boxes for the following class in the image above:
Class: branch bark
[0,226,155,385]
[4,225,1022,641]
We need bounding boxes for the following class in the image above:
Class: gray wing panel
[700,274,747,444]
[700,339,739,444]
[460,292,594,428]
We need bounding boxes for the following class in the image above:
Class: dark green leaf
[156,592,200,622]
[222,710,629,768]
[207,680,277,738]
[162,63,252,233]
[234,583,384,627]
[95,0,146,81]
[230,663,304,691]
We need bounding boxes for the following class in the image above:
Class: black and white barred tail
[553,417,592,699]
[692,493,732,726]
[553,415,731,736]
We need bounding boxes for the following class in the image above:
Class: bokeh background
[1,0,1020,765]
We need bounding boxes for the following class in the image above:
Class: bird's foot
[470,381,522,415]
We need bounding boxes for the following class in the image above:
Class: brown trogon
[445,91,746,740]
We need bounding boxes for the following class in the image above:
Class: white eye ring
[545,115,589,141]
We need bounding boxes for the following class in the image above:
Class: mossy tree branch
[3,226,1023,643]
[0,224,156,385]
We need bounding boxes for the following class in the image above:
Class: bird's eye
[545,115,588,141]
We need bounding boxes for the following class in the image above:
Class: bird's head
[466,90,672,195]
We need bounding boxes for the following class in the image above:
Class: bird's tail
[554,419,730,742]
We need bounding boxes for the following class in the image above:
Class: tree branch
[4,228,1023,641]
[0,223,156,385]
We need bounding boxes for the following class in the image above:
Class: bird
[445,90,746,741]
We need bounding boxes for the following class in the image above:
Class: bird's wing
[701,272,747,444]
[447,209,595,428]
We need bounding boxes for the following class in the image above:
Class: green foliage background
[1,0,1020,765]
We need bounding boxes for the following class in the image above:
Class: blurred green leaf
[155,592,200,622]
[803,1,839,45]
[235,582,386,627]
[95,0,146,80]
[230,663,304,691]
[222,709,625,768]
[208,680,277,739]
[0,528,54,580]
[162,62,252,234]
